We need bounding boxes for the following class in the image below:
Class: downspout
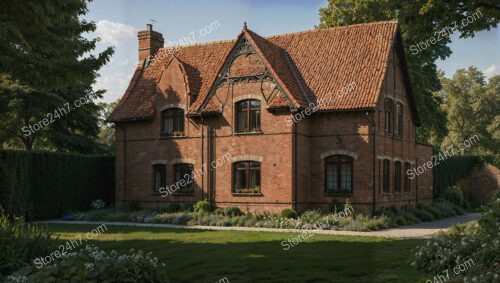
[293,112,298,211]
[201,116,205,200]
[123,125,127,204]
[365,112,376,215]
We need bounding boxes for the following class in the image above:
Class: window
[153,164,166,193]
[394,161,401,193]
[235,99,261,133]
[162,108,184,136]
[233,161,261,194]
[404,162,411,192]
[384,98,393,133]
[395,103,403,136]
[383,159,390,193]
[325,155,353,194]
[174,163,194,193]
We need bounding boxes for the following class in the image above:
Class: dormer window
[235,99,261,133]
[162,108,184,136]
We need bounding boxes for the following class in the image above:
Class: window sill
[324,193,353,197]
[234,131,263,136]
[172,192,194,196]
[160,135,187,139]
[232,193,263,196]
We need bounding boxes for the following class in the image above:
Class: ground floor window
[325,155,353,194]
[394,161,401,193]
[404,162,411,192]
[383,159,390,193]
[174,163,194,193]
[153,164,166,193]
[233,161,261,194]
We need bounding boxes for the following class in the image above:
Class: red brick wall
[115,46,434,214]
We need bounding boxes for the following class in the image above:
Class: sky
[84,0,500,103]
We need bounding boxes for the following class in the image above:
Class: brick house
[108,21,433,214]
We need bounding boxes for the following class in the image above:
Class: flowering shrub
[8,244,170,282]
[90,199,105,210]
[410,200,500,282]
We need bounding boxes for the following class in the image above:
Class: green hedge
[433,155,481,198]
[0,150,114,219]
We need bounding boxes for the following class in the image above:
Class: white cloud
[95,20,137,46]
[94,73,133,103]
[484,65,500,79]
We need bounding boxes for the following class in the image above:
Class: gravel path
[36,213,480,239]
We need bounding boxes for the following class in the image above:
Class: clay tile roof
[109,21,418,123]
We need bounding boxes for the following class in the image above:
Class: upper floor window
[395,102,403,136]
[384,98,393,133]
[235,99,260,133]
[394,161,401,193]
[233,161,261,194]
[383,159,390,193]
[162,108,184,136]
[174,163,194,193]
[153,164,166,193]
[325,155,353,194]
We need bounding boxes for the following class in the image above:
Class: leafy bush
[299,210,322,223]
[183,202,194,212]
[125,201,141,212]
[167,202,180,213]
[437,187,463,207]
[223,207,241,217]
[91,199,106,210]
[280,208,298,219]
[411,200,500,282]
[433,156,481,198]
[193,200,210,213]
[366,216,390,230]
[9,244,170,282]
[75,208,115,221]
[0,211,56,280]
[414,209,436,222]
[422,205,442,219]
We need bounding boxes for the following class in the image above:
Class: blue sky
[85,0,500,103]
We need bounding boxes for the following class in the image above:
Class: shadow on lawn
[45,225,429,283]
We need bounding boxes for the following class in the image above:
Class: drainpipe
[292,110,298,211]
[123,125,127,205]
[365,111,376,215]
[201,116,205,200]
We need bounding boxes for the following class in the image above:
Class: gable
[109,21,420,124]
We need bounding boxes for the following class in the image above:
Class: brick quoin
[109,22,433,215]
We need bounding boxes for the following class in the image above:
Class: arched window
[162,108,184,136]
[233,161,261,194]
[395,102,403,136]
[235,99,260,133]
[384,98,393,133]
[325,155,353,194]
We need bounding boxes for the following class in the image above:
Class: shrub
[280,208,298,219]
[401,212,419,225]
[414,209,435,222]
[9,244,170,282]
[125,201,140,212]
[214,208,224,215]
[102,211,130,222]
[422,205,442,219]
[0,211,56,280]
[437,187,464,207]
[91,199,106,210]
[223,206,241,217]
[433,202,456,218]
[167,202,181,213]
[75,208,115,221]
[193,200,211,213]
[183,202,194,212]
[366,216,389,230]
[299,210,322,223]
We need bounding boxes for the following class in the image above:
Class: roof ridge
[156,20,398,51]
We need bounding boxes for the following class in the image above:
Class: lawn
[42,224,430,283]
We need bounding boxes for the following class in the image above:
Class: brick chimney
[138,24,164,62]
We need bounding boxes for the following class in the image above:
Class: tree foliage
[318,0,499,144]
[439,67,500,158]
[0,0,114,153]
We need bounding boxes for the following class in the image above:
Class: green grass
[41,224,430,283]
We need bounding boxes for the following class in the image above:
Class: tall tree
[0,0,113,153]
[440,67,499,158]
[318,0,499,144]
